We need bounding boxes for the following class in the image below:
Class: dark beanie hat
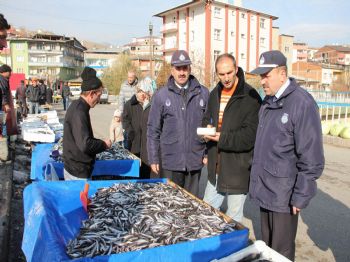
[0,64,12,73]
[81,67,102,92]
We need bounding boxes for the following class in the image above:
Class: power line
[1,3,145,28]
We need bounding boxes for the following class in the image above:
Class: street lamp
[149,22,153,79]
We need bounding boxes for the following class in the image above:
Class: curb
[0,160,13,262]
[323,135,350,149]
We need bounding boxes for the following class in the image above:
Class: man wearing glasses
[63,67,111,180]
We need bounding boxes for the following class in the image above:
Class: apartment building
[124,36,163,77]
[292,42,308,63]
[154,0,277,86]
[272,27,293,71]
[9,34,86,81]
[84,47,122,77]
[314,45,350,66]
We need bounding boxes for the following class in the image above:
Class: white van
[99,88,108,104]
[70,86,81,99]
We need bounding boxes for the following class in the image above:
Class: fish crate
[30,143,140,181]
[22,179,249,262]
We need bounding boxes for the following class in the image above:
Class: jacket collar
[130,94,141,105]
[167,75,202,95]
[263,77,298,108]
[216,67,246,97]
[78,96,91,110]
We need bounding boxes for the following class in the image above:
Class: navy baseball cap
[250,50,287,75]
[171,50,191,66]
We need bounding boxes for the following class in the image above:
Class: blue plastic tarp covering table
[30,143,140,180]
[22,179,249,262]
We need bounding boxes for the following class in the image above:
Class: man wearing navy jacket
[249,50,325,261]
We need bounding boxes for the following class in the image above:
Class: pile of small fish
[96,143,139,160]
[66,182,236,258]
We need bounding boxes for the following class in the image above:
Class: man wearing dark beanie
[63,67,112,180]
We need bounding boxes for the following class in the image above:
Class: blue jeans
[203,178,247,222]
[28,102,39,114]
[63,97,69,110]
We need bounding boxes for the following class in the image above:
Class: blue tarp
[30,143,140,180]
[22,180,249,262]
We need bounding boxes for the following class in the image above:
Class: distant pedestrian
[38,79,47,105]
[15,80,28,119]
[109,109,123,146]
[26,78,41,114]
[249,50,325,261]
[46,85,53,105]
[62,81,71,110]
[118,70,138,113]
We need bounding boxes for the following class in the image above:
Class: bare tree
[101,54,139,95]
[156,61,171,88]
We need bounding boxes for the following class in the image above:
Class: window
[191,30,195,42]
[37,43,44,50]
[241,13,246,19]
[15,43,23,50]
[251,35,254,40]
[232,10,235,16]
[231,31,235,37]
[285,46,290,52]
[214,29,221,40]
[260,37,265,45]
[260,18,265,28]
[214,7,221,17]
[131,46,136,51]
[192,10,195,20]
[16,56,24,62]
[214,50,220,62]
[241,33,246,39]
[173,16,176,23]
[241,53,245,59]
[16,68,24,73]
[251,15,255,22]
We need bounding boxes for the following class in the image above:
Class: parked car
[99,88,109,104]
[70,86,81,100]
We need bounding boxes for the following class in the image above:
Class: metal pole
[149,22,153,79]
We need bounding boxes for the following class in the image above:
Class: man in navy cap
[147,50,209,196]
[249,50,324,260]
[63,67,111,180]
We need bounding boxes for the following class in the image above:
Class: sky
[1,0,350,48]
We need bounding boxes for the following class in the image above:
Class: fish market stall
[30,142,140,180]
[22,179,248,262]
[21,110,63,143]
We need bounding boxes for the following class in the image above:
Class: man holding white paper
[202,54,261,222]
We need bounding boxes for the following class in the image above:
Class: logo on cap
[259,56,265,65]
[179,54,186,61]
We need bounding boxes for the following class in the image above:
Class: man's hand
[151,164,159,174]
[292,206,301,215]
[204,132,220,142]
[4,104,10,113]
[203,156,208,165]
[104,139,112,149]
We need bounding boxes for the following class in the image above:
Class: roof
[324,45,350,53]
[154,0,278,20]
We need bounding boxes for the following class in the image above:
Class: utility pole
[149,22,153,79]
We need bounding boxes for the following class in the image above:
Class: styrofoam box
[197,127,216,136]
[212,240,292,262]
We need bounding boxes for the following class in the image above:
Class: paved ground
[1,102,349,261]
[90,103,350,262]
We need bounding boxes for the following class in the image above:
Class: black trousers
[260,207,299,261]
[162,169,201,197]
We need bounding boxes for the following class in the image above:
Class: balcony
[28,49,63,55]
[160,23,178,34]
[29,61,64,67]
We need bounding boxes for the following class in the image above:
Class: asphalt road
[90,103,350,262]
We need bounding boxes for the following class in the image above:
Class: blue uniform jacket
[147,75,209,171]
[249,78,325,213]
